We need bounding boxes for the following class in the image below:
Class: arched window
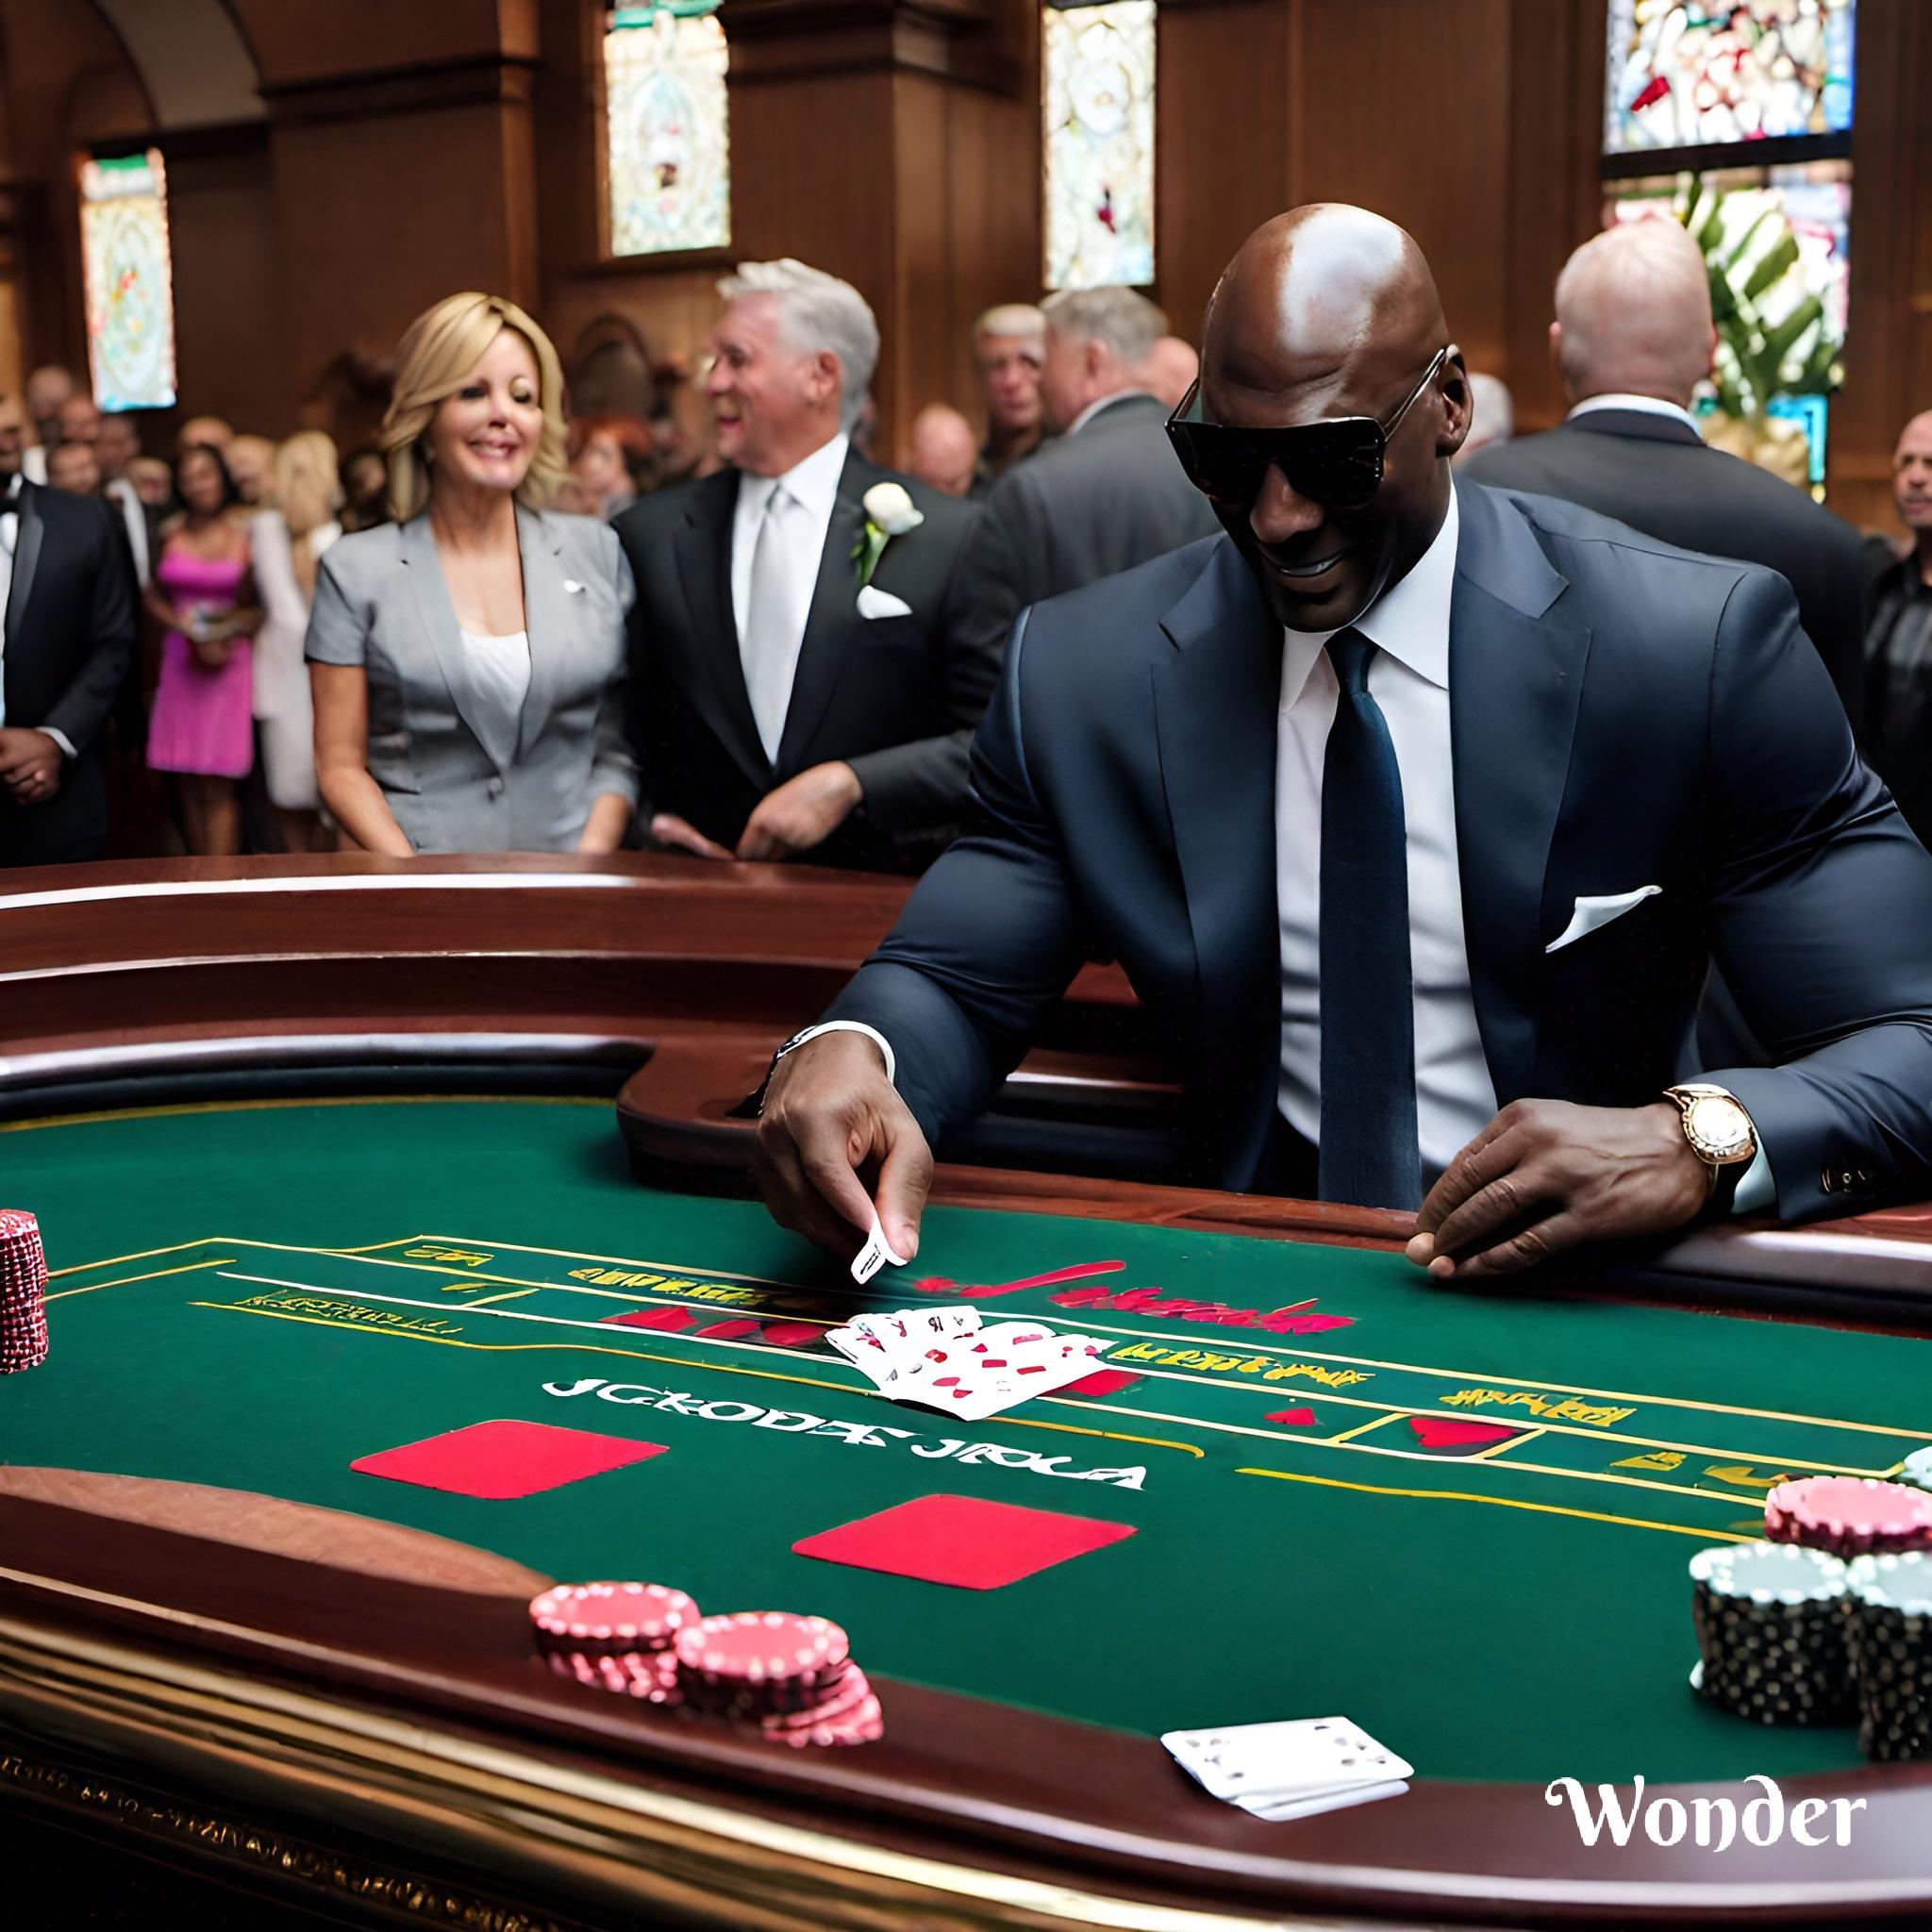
[1601,1,1857,493]
[1042,2,1156,292]
[80,149,178,410]
[603,1,731,258]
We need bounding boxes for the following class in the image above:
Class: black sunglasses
[1165,346,1450,513]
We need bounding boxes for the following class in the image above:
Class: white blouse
[458,627,532,772]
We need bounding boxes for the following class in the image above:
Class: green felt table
[6,1091,1929,1807]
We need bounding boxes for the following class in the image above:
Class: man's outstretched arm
[754,609,1091,1259]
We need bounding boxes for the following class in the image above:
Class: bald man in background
[1464,218,1870,717]
[908,404,981,498]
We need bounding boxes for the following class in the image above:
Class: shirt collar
[1065,389,1155,438]
[1,471,21,507]
[1568,392,1704,439]
[741,432,850,519]
[1279,486,1460,709]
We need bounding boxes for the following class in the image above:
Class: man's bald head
[1893,408,1932,545]
[908,402,979,497]
[1196,205,1468,631]
[1553,219,1713,408]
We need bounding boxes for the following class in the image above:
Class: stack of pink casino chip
[0,1209,49,1374]
[1765,1477,1932,1560]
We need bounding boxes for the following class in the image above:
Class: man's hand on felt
[754,1030,931,1265]
[1406,1099,1709,1281]
[737,761,862,861]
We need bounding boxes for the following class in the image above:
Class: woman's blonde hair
[381,292,568,521]
[275,430,342,599]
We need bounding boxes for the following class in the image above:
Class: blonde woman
[307,293,637,854]
[251,431,342,850]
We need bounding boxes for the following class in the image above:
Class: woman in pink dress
[144,443,262,855]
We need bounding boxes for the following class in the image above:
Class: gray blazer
[306,506,637,853]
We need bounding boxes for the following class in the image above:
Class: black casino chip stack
[1845,1553,1932,1762]
[1689,1541,1855,1726]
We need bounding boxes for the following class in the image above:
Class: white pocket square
[857,584,913,620]
[1546,885,1662,954]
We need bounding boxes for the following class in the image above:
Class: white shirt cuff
[1730,1144,1774,1217]
[786,1021,895,1086]
[42,728,76,761]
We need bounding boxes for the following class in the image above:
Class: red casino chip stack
[528,1581,699,1706]
[0,1209,49,1374]
[674,1610,882,1747]
[1764,1477,1932,1559]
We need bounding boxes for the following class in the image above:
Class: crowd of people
[1,225,1930,875]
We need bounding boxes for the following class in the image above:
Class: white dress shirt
[457,627,532,774]
[731,432,849,761]
[105,475,151,586]
[1567,392,1704,439]
[1275,489,1495,1182]
[0,473,20,731]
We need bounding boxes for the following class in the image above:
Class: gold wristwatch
[1662,1083,1758,1200]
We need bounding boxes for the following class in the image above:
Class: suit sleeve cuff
[42,728,76,761]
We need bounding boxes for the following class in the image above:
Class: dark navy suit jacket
[824,479,1932,1224]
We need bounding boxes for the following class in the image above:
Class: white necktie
[741,484,811,765]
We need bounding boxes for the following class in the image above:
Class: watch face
[1689,1095,1754,1158]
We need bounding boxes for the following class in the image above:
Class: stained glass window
[79,149,177,412]
[1604,0,1856,155]
[605,2,730,258]
[1043,1,1156,291]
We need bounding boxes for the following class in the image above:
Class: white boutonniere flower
[854,480,925,590]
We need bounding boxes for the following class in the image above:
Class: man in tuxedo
[1463,219,1870,718]
[754,206,1932,1281]
[614,258,993,872]
[958,288,1220,653]
[0,391,138,867]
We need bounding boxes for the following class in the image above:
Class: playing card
[849,1214,908,1286]
[1237,1779,1410,1824]
[1161,1718,1412,1807]
[890,1324,1108,1422]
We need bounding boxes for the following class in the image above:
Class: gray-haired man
[958,287,1220,658]
[614,258,995,871]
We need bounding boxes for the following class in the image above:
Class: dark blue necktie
[1317,627,1421,1209]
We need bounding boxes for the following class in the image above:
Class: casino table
[5,857,1932,1930]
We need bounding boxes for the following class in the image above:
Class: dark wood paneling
[1155,0,1296,348]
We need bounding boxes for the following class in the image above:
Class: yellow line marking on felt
[46,1257,238,1301]
[188,1302,1202,1460]
[463,1289,539,1307]
[50,1233,432,1280]
[1236,1465,1748,1544]
[1471,1427,1542,1461]
[1323,1412,1407,1447]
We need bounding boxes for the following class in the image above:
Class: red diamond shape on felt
[1266,1407,1318,1426]
[1407,1415,1520,1453]
[793,1493,1135,1590]
[1062,1368,1141,1397]
[351,1420,667,1500]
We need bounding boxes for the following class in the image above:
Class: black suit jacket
[824,480,1932,1224]
[614,448,991,870]
[1463,409,1871,719]
[0,481,138,867]
[957,391,1221,660]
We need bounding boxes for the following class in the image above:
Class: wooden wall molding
[258,53,539,126]
[724,0,1016,89]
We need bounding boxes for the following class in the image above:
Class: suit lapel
[6,483,45,643]
[673,469,770,781]
[397,513,506,771]
[1153,540,1284,1178]
[1448,480,1592,1104]
[515,504,565,758]
[774,449,871,774]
